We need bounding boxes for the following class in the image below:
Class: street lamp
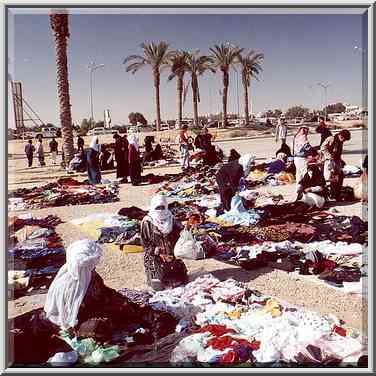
[317,82,331,121]
[88,61,104,123]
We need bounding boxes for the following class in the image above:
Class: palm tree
[210,43,243,127]
[183,50,215,127]
[167,51,189,129]
[50,10,75,165]
[237,50,264,126]
[123,41,174,131]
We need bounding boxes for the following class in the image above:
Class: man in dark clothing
[216,161,244,211]
[77,136,85,151]
[24,139,35,168]
[49,138,58,165]
[316,118,332,147]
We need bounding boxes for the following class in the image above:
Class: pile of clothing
[8,215,65,298]
[8,178,119,211]
[147,274,366,366]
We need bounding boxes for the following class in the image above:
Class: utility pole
[88,61,104,125]
[317,82,331,121]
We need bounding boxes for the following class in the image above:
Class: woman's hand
[304,187,312,193]
[160,254,174,263]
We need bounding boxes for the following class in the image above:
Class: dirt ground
[8,130,368,338]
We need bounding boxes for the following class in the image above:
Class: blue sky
[8,11,366,127]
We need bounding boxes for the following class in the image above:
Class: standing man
[320,129,351,201]
[316,117,332,147]
[275,117,288,144]
[24,139,35,168]
[49,137,58,165]
[178,125,190,172]
[36,138,46,167]
[77,135,85,151]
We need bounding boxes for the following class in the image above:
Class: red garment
[333,325,347,337]
[219,349,238,364]
[179,131,189,144]
[128,144,140,163]
[196,325,235,337]
[237,339,260,351]
[207,336,235,351]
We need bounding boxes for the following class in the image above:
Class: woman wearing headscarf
[141,195,188,291]
[228,149,241,162]
[87,136,101,184]
[293,127,312,188]
[128,133,142,186]
[216,154,255,211]
[296,164,327,208]
[114,133,129,183]
[275,141,292,158]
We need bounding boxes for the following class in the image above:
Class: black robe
[114,138,129,179]
[216,161,244,211]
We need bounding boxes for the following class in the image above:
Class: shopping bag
[174,228,205,260]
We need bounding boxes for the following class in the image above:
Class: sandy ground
[8,129,368,337]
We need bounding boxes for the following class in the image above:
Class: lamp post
[88,61,104,124]
[317,82,331,121]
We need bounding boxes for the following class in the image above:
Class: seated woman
[296,164,327,209]
[228,149,241,162]
[284,157,296,176]
[10,239,178,365]
[141,195,188,291]
[99,145,114,171]
[152,143,164,161]
[275,141,292,158]
[68,148,86,172]
[216,154,255,211]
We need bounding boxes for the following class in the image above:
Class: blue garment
[267,159,286,174]
[87,148,102,185]
[219,195,261,226]
[294,143,312,158]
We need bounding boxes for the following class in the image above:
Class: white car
[88,127,106,136]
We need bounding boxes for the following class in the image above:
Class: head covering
[238,154,255,178]
[89,136,100,152]
[277,152,287,161]
[128,133,139,151]
[294,127,309,152]
[44,239,103,329]
[228,149,241,162]
[146,195,173,235]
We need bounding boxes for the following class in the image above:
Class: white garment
[128,133,140,151]
[294,156,308,188]
[44,239,103,329]
[145,194,173,234]
[36,142,44,156]
[51,151,57,164]
[89,136,100,152]
[238,154,255,178]
[180,144,190,169]
[301,192,325,208]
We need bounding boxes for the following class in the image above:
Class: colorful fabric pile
[8,178,119,211]
[146,274,366,366]
[8,215,65,298]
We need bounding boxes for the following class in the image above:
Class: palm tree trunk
[192,75,199,127]
[243,77,249,126]
[154,69,161,131]
[50,13,74,165]
[177,74,183,128]
[222,71,229,127]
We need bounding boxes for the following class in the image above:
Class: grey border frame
[2,2,375,374]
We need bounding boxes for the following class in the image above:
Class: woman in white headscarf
[87,136,101,184]
[216,154,255,211]
[128,133,142,185]
[140,194,188,291]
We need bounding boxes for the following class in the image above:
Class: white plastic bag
[174,228,205,260]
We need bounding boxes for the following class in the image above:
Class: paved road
[216,129,367,166]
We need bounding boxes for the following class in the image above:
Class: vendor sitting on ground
[285,156,296,176]
[296,164,327,209]
[275,141,292,158]
[10,239,177,365]
[68,148,86,173]
[152,143,164,161]
[216,154,255,211]
[140,194,188,291]
[99,145,114,171]
[354,154,368,202]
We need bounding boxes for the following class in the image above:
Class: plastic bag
[174,228,205,260]
[48,351,78,366]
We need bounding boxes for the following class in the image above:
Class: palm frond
[123,54,144,64]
